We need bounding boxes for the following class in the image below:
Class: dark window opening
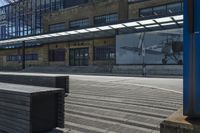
[167,3,182,14]
[69,19,90,29]
[49,22,65,32]
[139,2,183,17]
[94,46,115,61]
[6,54,38,61]
[64,0,88,8]
[94,13,118,25]
[140,8,153,17]
[153,6,166,16]
[49,49,65,61]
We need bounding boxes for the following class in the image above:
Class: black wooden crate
[0,83,64,133]
[0,72,69,93]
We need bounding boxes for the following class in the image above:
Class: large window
[139,2,183,17]
[140,8,153,17]
[128,0,149,3]
[49,49,65,61]
[153,6,166,16]
[6,54,38,61]
[69,19,90,29]
[167,3,183,14]
[49,23,65,32]
[0,0,64,40]
[94,13,118,25]
[64,0,88,8]
[94,46,115,60]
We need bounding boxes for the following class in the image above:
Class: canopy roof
[0,14,183,46]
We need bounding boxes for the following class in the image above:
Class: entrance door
[69,48,89,66]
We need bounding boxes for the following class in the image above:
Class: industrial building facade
[0,0,183,72]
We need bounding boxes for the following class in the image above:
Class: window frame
[93,45,116,61]
[6,54,38,62]
[94,13,118,26]
[69,18,90,29]
[139,1,183,17]
[48,22,66,32]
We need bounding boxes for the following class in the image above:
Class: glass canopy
[0,14,183,45]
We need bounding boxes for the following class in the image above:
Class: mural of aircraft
[121,35,183,65]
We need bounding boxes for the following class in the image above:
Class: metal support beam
[184,0,200,117]
[22,41,25,69]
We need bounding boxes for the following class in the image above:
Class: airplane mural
[120,33,183,65]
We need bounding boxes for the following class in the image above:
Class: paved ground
[54,75,183,133]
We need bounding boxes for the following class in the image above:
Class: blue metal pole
[184,0,200,117]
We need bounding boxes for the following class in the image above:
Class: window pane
[94,46,115,60]
[140,8,152,17]
[64,0,88,8]
[69,18,90,29]
[139,2,183,17]
[167,3,182,14]
[6,54,38,61]
[0,0,64,39]
[153,6,166,16]
[94,13,118,25]
[49,23,65,32]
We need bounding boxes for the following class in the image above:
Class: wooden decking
[60,75,182,133]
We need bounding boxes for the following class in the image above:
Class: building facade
[0,0,183,73]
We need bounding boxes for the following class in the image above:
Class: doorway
[69,48,89,66]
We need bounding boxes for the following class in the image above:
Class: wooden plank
[0,83,64,133]
[0,124,28,133]
[0,72,69,93]
[0,108,30,121]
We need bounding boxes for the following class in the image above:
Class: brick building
[0,0,183,73]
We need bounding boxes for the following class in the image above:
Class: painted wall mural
[116,28,183,65]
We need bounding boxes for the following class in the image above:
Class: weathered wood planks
[0,83,64,133]
[0,72,69,93]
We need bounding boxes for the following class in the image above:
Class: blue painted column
[184,0,200,117]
